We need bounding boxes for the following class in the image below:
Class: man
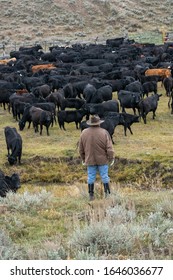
[78,114,115,200]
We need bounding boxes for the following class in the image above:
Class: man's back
[79,126,114,165]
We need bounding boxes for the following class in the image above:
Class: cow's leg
[142,113,147,124]
[7,147,10,156]
[127,125,133,135]
[46,126,49,136]
[133,108,136,115]
[40,124,43,135]
[62,123,66,131]
[122,107,126,113]
[33,123,38,133]
[18,153,21,165]
[28,121,31,129]
[123,125,127,136]
[153,110,156,119]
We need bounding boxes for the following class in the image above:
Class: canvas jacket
[78,126,114,165]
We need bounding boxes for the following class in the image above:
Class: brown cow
[0,57,16,65]
[145,68,171,79]
[31,64,56,73]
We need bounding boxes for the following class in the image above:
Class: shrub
[69,204,173,259]
[0,190,53,212]
[0,230,27,260]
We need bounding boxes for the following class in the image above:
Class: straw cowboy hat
[86,115,104,126]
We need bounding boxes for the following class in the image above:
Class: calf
[120,112,140,136]
[0,171,20,197]
[57,109,86,130]
[139,93,162,124]
[4,127,22,165]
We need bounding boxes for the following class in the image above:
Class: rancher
[78,114,115,200]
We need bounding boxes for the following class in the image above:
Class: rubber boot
[88,183,94,201]
[103,183,110,198]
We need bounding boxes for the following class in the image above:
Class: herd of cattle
[1,36,173,196]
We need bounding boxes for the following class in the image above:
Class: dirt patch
[20,155,173,189]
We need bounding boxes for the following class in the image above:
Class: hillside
[0,0,173,47]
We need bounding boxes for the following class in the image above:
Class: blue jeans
[87,165,110,184]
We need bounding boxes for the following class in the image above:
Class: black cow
[86,100,119,117]
[45,89,64,111]
[18,104,32,131]
[0,171,20,197]
[142,81,157,97]
[125,80,143,93]
[32,84,51,98]
[96,85,113,101]
[12,100,28,120]
[29,106,53,136]
[104,111,140,136]
[60,98,86,110]
[117,90,142,115]
[83,84,98,103]
[139,93,162,124]
[162,76,173,97]
[0,88,13,110]
[120,112,140,136]
[80,112,125,144]
[4,127,22,165]
[57,109,86,130]
[170,92,173,114]
[32,102,56,125]
[106,37,124,47]
[108,78,130,93]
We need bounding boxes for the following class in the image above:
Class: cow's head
[18,120,25,131]
[132,93,142,104]
[8,155,17,165]
[11,173,21,191]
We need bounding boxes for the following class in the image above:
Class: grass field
[0,82,173,260]
[1,83,173,186]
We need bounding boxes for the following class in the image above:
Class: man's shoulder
[80,127,91,136]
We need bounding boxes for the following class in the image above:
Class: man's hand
[82,160,86,166]
[110,159,115,166]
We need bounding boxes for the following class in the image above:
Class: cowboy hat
[86,115,104,126]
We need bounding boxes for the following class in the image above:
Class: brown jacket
[78,126,114,165]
